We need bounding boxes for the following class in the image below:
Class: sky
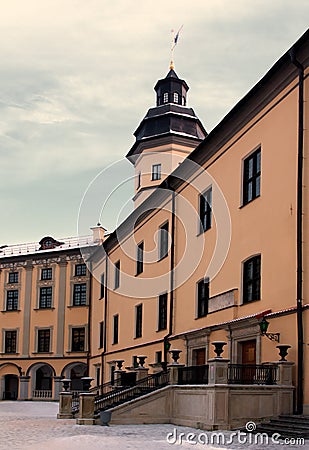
[0,0,308,245]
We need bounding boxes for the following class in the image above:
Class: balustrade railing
[178,365,209,385]
[228,364,278,385]
[94,370,170,413]
[32,389,52,398]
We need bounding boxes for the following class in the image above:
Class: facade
[1,29,308,420]
[0,230,105,400]
[87,29,309,416]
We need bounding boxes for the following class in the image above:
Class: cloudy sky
[0,0,308,245]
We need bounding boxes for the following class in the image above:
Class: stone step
[270,419,309,430]
[255,425,309,439]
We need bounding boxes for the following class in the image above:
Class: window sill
[195,314,208,320]
[1,309,21,313]
[156,327,167,333]
[241,298,261,305]
[32,352,53,355]
[0,352,19,355]
[196,226,211,237]
[239,194,261,209]
[33,307,55,311]
[158,254,168,262]
[66,350,87,354]
[67,304,89,308]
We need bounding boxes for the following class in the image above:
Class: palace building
[1,29,308,423]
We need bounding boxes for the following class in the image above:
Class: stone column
[76,393,96,425]
[56,259,67,356]
[277,362,294,386]
[208,358,229,384]
[22,262,33,357]
[53,376,63,400]
[19,376,30,400]
[167,364,185,385]
[57,392,73,419]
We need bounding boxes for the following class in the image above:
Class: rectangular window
[99,321,104,349]
[155,351,162,363]
[199,187,212,233]
[39,286,52,308]
[100,273,105,299]
[71,327,85,352]
[41,268,52,280]
[137,171,141,189]
[197,279,209,318]
[113,314,119,344]
[159,222,169,260]
[8,272,18,284]
[243,148,261,205]
[114,260,120,289]
[6,290,19,311]
[5,331,17,353]
[135,304,143,338]
[37,329,50,353]
[152,164,161,181]
[73,283,87,306]
[243,255,261,303]
[158,293,167,331]
[136,242,144,275]
[75,263,87,277]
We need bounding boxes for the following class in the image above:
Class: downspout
[289,49,304,415]
[164,187,176,365]
[102,250,109,386]
[87,262,93,376]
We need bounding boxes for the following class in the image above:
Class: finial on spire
[170,25,183,70]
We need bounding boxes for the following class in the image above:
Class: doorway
[241,340,256,364]
[4,374,18,400]
[193,348,206,365]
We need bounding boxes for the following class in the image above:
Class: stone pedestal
[76,393,96,425]
[208,358,229,384]
[113,370,123,387]
[277,361,294,385]
[136,367,149,382]
[167,364,185,385]
[53,376,63,401]
[19,376,30,400]
[57,392,73,419]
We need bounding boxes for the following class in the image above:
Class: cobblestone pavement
[0,402,307,450]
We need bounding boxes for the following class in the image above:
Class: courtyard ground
[0,401,307,449]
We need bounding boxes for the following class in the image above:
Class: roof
[0,235,97,259]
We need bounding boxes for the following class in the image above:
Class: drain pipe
[164,184,176,366]
[289,48,304,415]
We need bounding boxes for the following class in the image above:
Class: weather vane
[170,25,183,70]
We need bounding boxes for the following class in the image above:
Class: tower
[126,67,207,207]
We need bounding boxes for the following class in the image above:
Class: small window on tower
[173,92,179,103]
[163,92,168,103]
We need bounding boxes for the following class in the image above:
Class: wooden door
[193,348,206,365]
[241,340,256,364]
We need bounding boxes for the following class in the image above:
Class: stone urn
[81,377,93,392]
[114,359,124,370]
[62,378,71,392]
[212,341,227,358]
[276,344,291,362]
[137,356,147,367]
[169,349,182,364]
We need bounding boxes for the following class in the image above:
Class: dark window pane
[152,164,161,181]
[6,290,19,311]
[197,279,209,318]
[39,287,52,308]
[73,283,87,306]
[243,255,261,303]
[75,264,86,277]
[37,329,50,353]
[135,304,143,338]
[41,268,52,280]
[243,148,261,205]
[100,273,105,298]
[113,315,119,344]
[159,223,169,259]
[158,293,167,330]
[5,331,17,353]
[71,328,85,352]
[199,188,212,233]
[136,242,144,275]
[8,272,18,284]
[114,261,120,289]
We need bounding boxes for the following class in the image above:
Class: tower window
[137,171,141,190]
[197,278,209,318]
[243,148,261,205]
[114,260,120,289]
[199,187,212,233]
[243,255,261,303]
[173,92,179,103]
[152,164,161,181]
[163,92,168,103]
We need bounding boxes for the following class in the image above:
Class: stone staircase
[253,415,309,439]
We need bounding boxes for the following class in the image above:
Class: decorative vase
[169,349,182,364]
[212,341,227,358]
[137,356,147,367]
[276,344,291,362]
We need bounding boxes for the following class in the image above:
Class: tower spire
[170,25,183,71]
